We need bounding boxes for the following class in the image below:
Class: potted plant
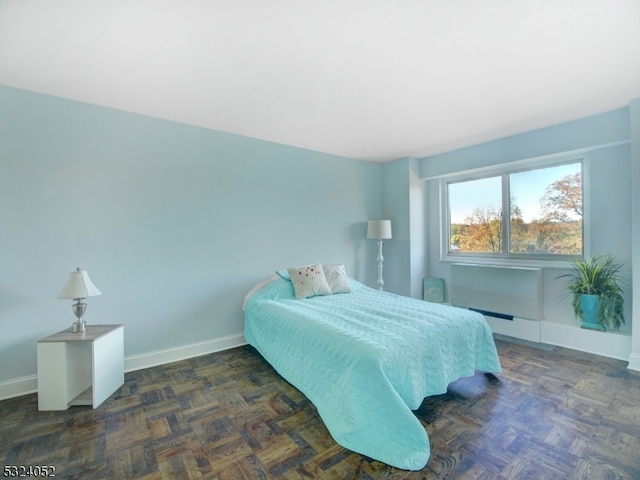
[558,253,625,331]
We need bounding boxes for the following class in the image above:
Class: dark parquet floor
[2,335,640,479]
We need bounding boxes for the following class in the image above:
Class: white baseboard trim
[124,333,247,373]
[486,316,541,343]
[0,375,37,401]
[627,353,640,371]
[486,316,634,365]
[0,334,247,401]
[540,322,631,362]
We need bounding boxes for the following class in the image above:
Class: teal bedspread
[244,277,501,470]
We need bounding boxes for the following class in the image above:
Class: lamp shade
[367,220,392,240]
[57,268,102,300]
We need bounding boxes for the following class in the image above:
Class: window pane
[509,163,582,255]
[449,176,502,253]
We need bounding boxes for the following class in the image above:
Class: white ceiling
[1,1,640,162]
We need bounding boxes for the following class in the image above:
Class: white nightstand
[37,324,124,411]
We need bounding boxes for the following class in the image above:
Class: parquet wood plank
[2,336,640,478]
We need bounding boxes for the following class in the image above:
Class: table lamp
[58,267,102,332]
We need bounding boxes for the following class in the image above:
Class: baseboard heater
[451,263,543,321]
[468,307,514,321]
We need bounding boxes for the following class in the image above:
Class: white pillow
[322,264,352,294]
[287,264,332,299]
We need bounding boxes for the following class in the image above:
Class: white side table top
[38,324,123,343]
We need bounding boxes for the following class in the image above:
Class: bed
[243,264,502,470]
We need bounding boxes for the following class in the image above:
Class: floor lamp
[367,220,392,290]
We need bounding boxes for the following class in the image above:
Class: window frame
[440,157,588,266]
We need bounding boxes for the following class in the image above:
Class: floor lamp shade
[367,220,392,240]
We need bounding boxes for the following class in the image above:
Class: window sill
[440,255,572,270]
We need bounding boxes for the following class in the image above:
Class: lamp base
[71,299,87,333]
[72,320,86,333]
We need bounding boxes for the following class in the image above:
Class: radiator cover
[450,263,543,321]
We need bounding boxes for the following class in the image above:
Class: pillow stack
[283,263,352,299]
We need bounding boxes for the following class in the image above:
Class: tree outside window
[448,162,582,258]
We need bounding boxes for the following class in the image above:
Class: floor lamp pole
[376,239,385,290]
[367,219,392,291]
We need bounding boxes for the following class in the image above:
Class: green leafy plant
[558,254,626,330]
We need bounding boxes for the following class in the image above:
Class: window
[447,161,582,259]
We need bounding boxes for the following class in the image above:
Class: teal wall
[2,82,638,386]
[0,85,382,383]
[381,158,426,298]
[630,100,640,368]
[419,108,630,178]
